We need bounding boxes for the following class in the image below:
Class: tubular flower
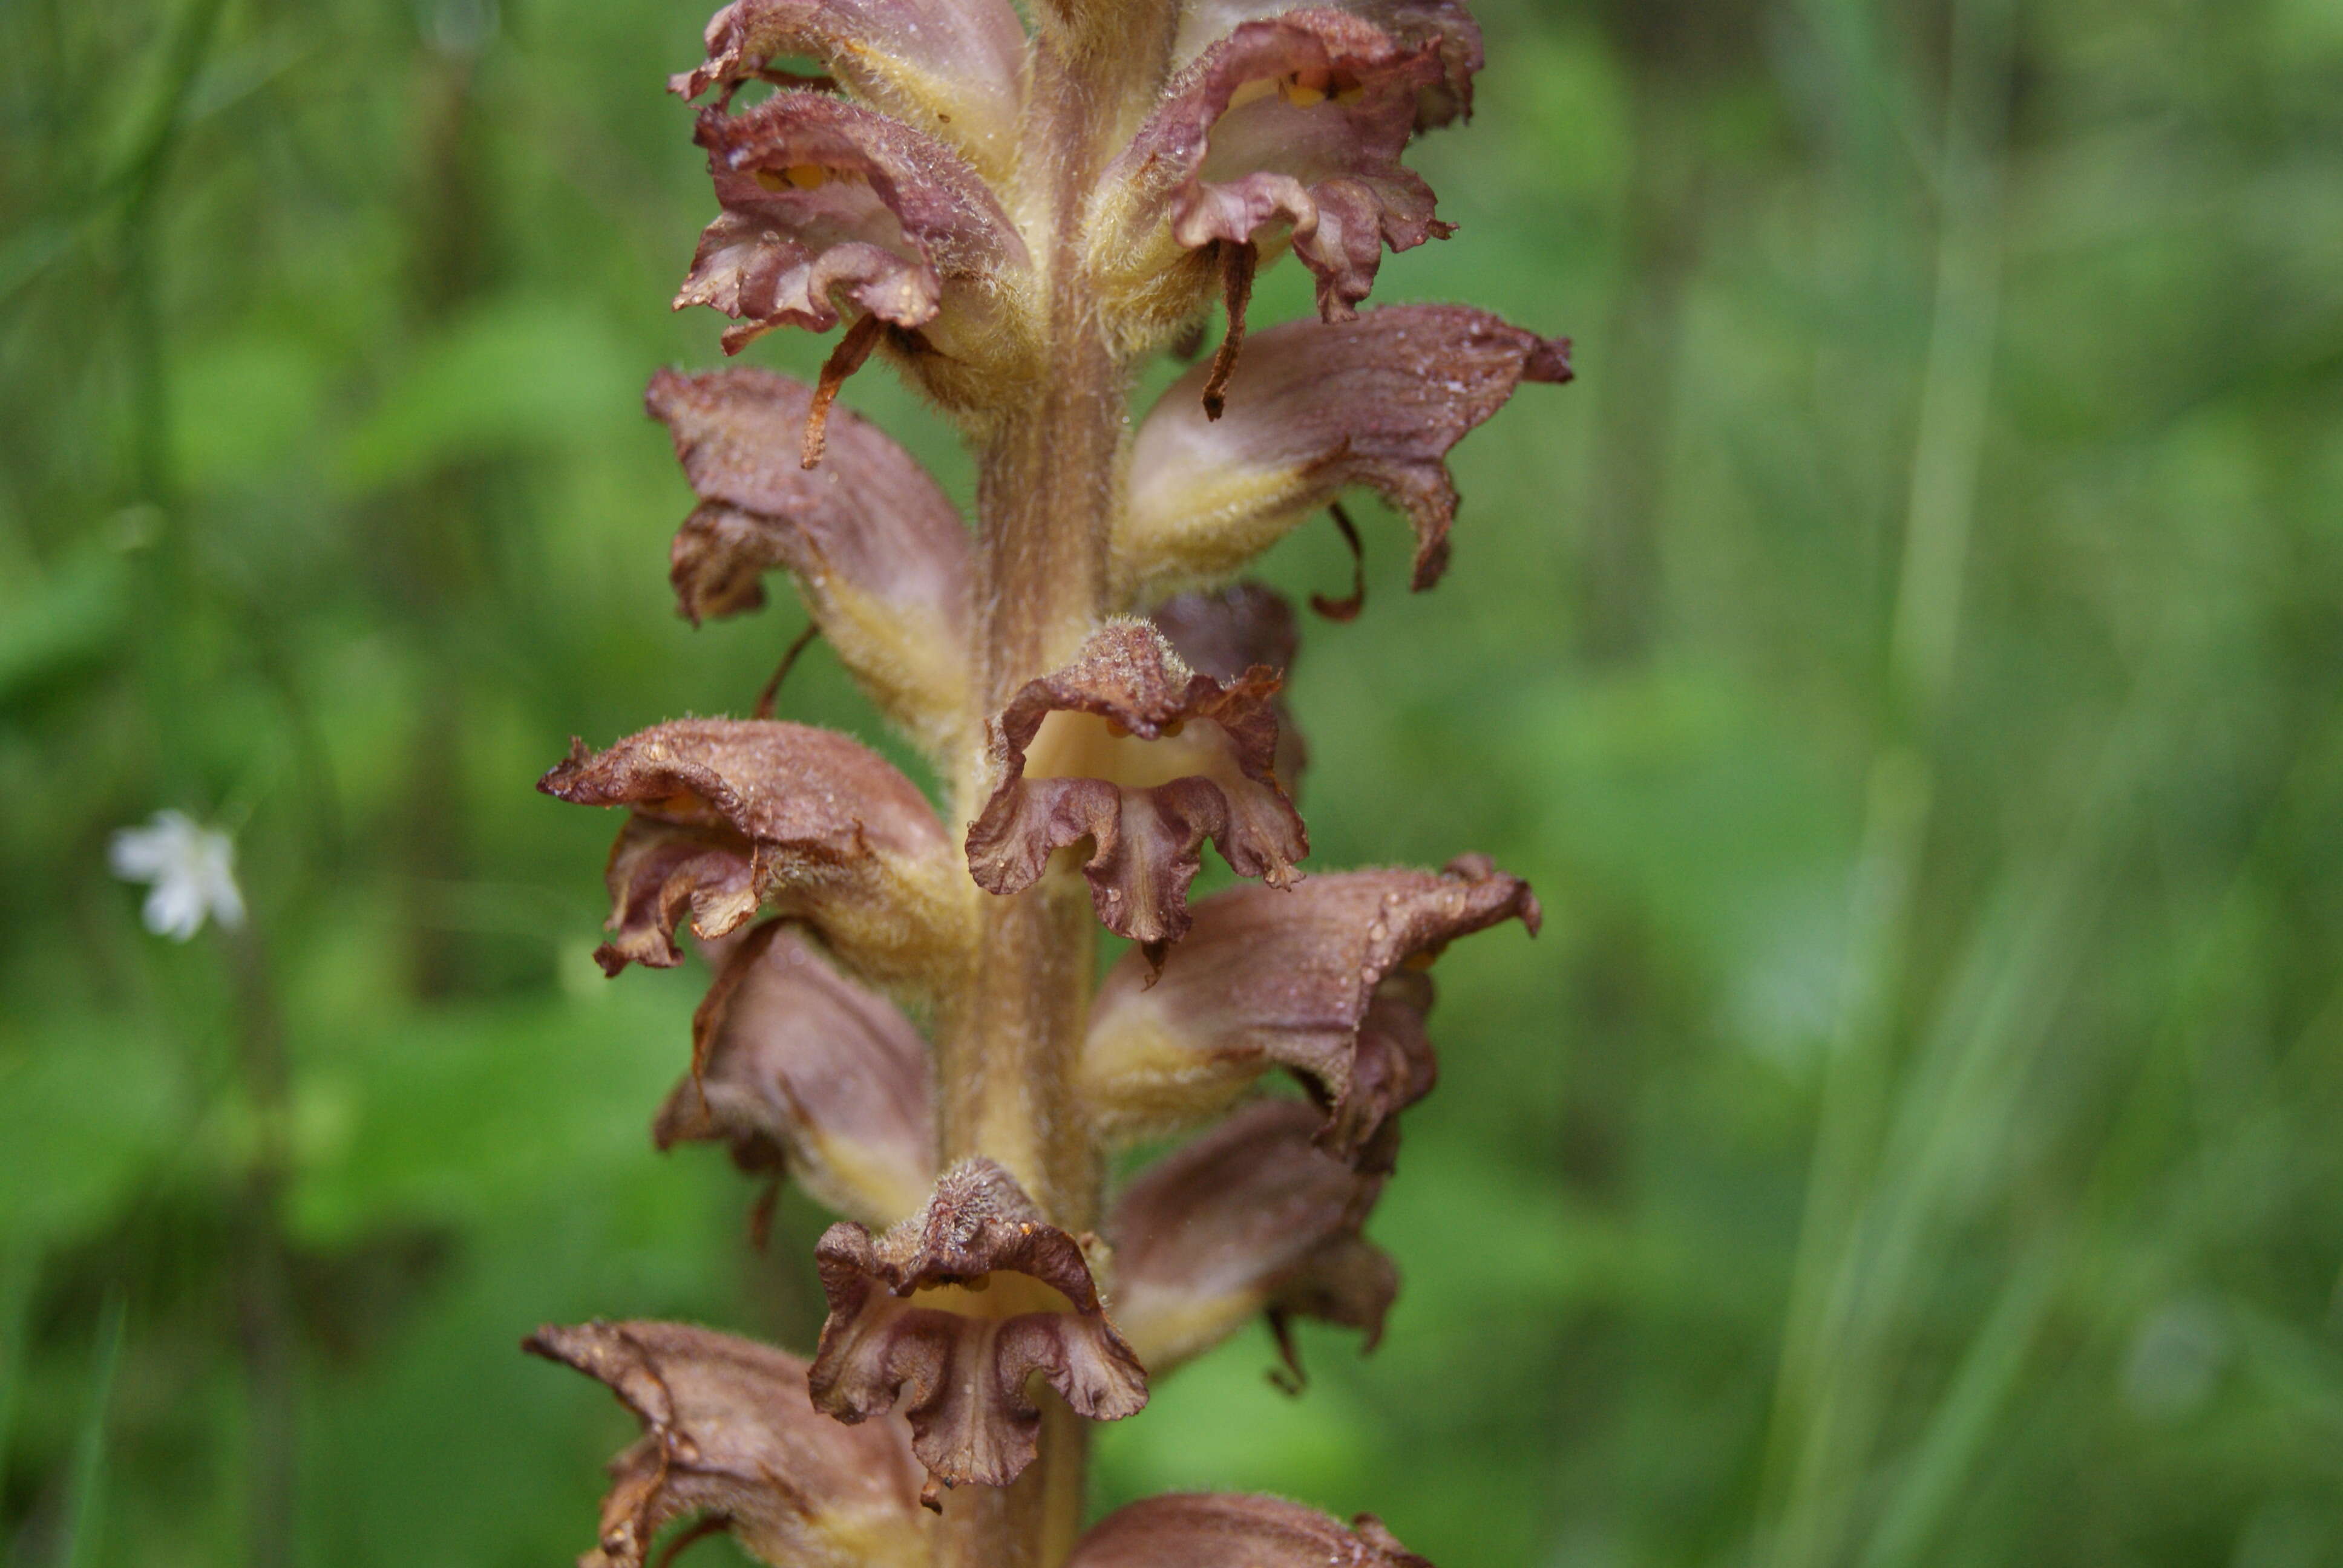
[654,921,937,1230]
[1109,1099,1396,1379]
[1079,857,1543,1165]
[534,1,1564,1564]
[649,366,974,753]
[1117,304,1573,605]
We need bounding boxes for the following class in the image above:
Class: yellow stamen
[1280,74,1328,108]
[1228,76,1278,110]
[784,162,828,189]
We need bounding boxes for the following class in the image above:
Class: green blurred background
[5,0,2343,1563]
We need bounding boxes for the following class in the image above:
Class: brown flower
[654,921,937,1230]
[1170,2,1483,129]
[672,0,1026,183]
[649,367,973,752]
[963,619,1306,950]
[677,92,1026,361]
[1110,1099,1395,1378]
[1080,857,1539,1165]
[1116,304,1572,606]
[1088,8,1472,341]
[1067,1493,1432,1568]
[523,1319,929,1568]
[540,719,970,987]
[808,1160,1149,1497]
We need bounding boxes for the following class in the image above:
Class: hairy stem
[928,33,1139,1568]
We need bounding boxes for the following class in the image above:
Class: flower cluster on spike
[526,2,1567,1564]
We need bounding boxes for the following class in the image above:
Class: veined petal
[650,367,972,751]
[1116,304,1571,604]
[654,921,937,1230]
[1078,857,1539,1163]
[1149,583,1308,797]
[678,94,1027,359]
[523,1320,929,1568]
[1069,1494,1432,1568]
[674,0,1027,183]
[1172,0,1482,128]
[540,719,971,988]
[1110,1100,1394,1377]
[964,619,1305,949]
[1089,10,1455,333]
[809,1160,1149,1495]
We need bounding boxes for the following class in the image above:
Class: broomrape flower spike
[530,1,1567,1564]
[110,810,246,941]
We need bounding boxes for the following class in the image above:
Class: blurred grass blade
[1856,1241,2062,1568]
[58,1290,127,1568]
[0,1244,36,1524]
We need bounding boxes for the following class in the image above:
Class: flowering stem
[923,40,1145,1568]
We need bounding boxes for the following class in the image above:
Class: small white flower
[108,810,246,941]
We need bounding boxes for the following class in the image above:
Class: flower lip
[808,1159,1149,1495]
[964,618,1307,949]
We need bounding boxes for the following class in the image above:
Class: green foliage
[4,0,2341,1563]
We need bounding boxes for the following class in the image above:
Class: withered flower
[1080,857,1541,1166]
[1110,1099,1395,1379]
[524,1320,929,1568]
[808,1160,1148,1497]
[965,619,1305,949]
[654,921,937,1230]
[534,2,1565,1564]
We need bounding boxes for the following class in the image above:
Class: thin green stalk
[57,1291,126,1568]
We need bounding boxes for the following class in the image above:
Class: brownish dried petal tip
[808,1160,1149,1492]
[964,619,1307,949]
[1067,1493,1433,1568]
[523,1319,929,1568]
[677,94,1025,361]
[1117,304,1571,606]
[1110,1099,1396,1378]
[539,719,969,988]
[649,366,973,751]
[1080,857,1540,1164]
[654,921,937,1230]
